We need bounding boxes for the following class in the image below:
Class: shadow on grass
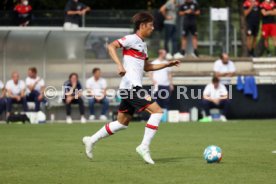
[154,156,193,163]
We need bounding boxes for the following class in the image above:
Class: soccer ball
[203,145,222,163]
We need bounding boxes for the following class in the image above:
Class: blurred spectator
[63,73,86,124]
[260,0,276,56]
[14,0,32,26]
[202,76,229,122]
[0,80,6,116]
[243,0,261,57]
[150,49,173,111]
[64,0,91,29]
[214,53,236,78]
[178,0,200,58]
[6,72,28,116]
[25,67,45,112]
[86,68,109,121]
[159,0,178,60]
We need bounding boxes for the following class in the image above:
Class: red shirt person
[260,0,276,55]
[14,0,32,26]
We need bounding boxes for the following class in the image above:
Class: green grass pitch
[0,120,276,184]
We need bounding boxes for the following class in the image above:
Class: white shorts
[63,22,79,29]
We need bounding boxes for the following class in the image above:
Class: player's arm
[261,9,271,16]
[160,4,172,20]
[107,41,126,76]
[244,5,254,16]
[179,9,191,16]
[144,60,180,72]
[67,10,82,15]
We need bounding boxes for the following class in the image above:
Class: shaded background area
[0,0,243,10]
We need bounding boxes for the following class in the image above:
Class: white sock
[90,121,127,144]
[141,113,163,149]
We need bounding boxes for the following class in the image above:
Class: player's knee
[153,107,163,114]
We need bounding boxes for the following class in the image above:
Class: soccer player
[260,0,276,56]
[243,0,261,57]
[82,12,180,165]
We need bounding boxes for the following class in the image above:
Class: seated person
[26,67,45,112]
[86,68,109,121]
[214,53,236,78]
[202,77,229,121]
[63,73,86,124]
[6,72,28,116]
[0,80,6,116]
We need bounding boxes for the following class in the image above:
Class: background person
[150,49,173,111]
[63,73,86,124]
[64,0,91,29]
[179,0,200,58]
[243,0,261,57]
[260,0,276,56]
[6,72,28,116]
[25,67,45,112]
[159,0,178,60]
[202,77,229,122]
[14,0,32,26]
[213,53,236,78]
[86,68,109,121]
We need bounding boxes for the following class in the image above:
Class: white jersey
[86,77,107,96]
[6,80,26,96]
[25,76,45,94]
[152,59,171,86]
[203,83,228,99]
[213,59,236,74]
[117,34,148,89]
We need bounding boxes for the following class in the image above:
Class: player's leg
[191,24,199,57]
[82,99,134,159]
[180,24,189,56]
[136,102,163,164]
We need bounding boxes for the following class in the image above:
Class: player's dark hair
[92,68,100,74]
[69,73,78,80]
[212,76,220,84]
[28,67,37,74]
[132,12,154,32]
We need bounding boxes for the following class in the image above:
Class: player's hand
[118,65,126,77]
[168,60,181,67]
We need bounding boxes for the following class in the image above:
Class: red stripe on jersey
[123,48,147,60]
[146,124,159,130]
[116,40,123,48]
[105,123,113,135]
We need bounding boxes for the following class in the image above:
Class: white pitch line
[272,151,276,154]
